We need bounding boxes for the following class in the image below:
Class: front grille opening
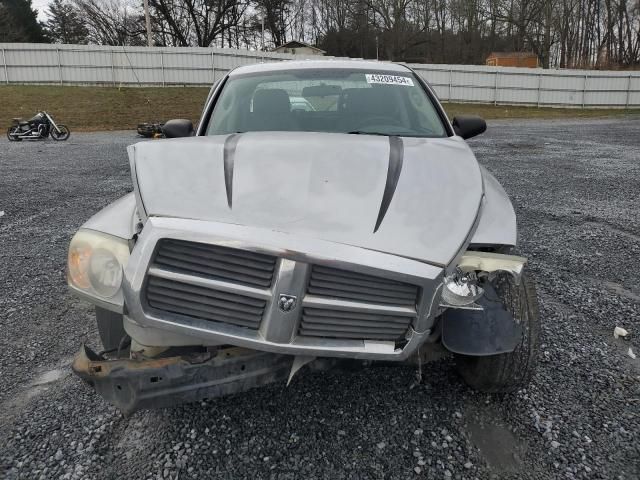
[145,276,265,330]
[152,239,277,289]
[307,265,419,307]
[300,307,412,341]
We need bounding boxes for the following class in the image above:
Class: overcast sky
[32,0,51,21]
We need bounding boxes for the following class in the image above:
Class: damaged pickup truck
[68,60,540,414]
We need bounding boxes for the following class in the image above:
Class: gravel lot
[1,118,639,480]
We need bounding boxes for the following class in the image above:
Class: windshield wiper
[347,131,390,136]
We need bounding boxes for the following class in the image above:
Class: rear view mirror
[302,85,342,98]
[162,119,194,138]
[452,116,486,140]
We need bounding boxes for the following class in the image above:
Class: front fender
[470,167,517,247]
[81,193,139,240]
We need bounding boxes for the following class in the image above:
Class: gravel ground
[1,118,639,480]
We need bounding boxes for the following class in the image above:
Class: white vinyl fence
[1,43,639,108]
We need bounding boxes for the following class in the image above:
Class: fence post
[111,50,115,86]
[494,71,499,106]
[537,73,542,107]
[211,50,216,83]
[448,69,452,101]
[625,74,632,109]
[2,48,8,84]
[57,48,63,85]
[582,74,588,108]
[160,50,165,87]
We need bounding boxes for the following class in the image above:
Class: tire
[7,127,21,141]
[50,124,70,141]
[96,307,127,354]
[455,270,541,393]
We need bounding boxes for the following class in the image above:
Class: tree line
[1,0,638,68]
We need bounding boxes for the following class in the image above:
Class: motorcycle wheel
[7,127,21,141]
[50,125,70,141]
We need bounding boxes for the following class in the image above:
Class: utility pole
[143,0,152,47]
[261,16,265,62]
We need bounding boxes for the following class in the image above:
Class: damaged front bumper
[72,345,293,415]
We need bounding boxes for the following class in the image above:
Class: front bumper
[122,217,445,361]
[72,344,293,415]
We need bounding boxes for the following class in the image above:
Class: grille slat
[159,245,276,273]
[310,270,416,295]
[301,266,418,341]
[146,276,265,330]
[307,265,418,306]
[153,239,277,288]
[147,286,264,315]
[149,300,260,329]
[147,277,266,307]
[312,265,414,288]
[300,322,407,335]
[302,313,410,328]
[163,240,276,264]
[300,307,412,341]
[155,255,271,287]
[147,293,263,322]
[307,285,416,304]
[300,308,412,322]
[299,329,402,341]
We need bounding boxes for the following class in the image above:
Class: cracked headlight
[441,269,484,307]
[68,230,129,306]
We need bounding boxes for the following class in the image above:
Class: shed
[272,40,325,56]
[486,52,539,68]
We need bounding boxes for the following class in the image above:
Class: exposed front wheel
[7,127,21,141]
[455,270,541,393]
[51,124,70,141]
[96,307,127,355]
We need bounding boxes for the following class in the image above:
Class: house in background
[486,52,539,68]
[272,40,325,56]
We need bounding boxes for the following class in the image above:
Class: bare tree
[46,0,640,68]
[74,0,146,45]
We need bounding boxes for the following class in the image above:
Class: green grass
[1,85,638,132]
[442,102,640,120]
[0,86,209,131]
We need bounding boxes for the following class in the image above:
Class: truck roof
[229,59,412,76]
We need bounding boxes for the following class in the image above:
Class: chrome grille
[153,239,277,288]
[301,266,419,341]
[300,307,412,340]
[307,265,419,307]
[145,276,265,330]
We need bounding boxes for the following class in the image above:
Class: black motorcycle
[7,111,70,141]
[137,122,164,138]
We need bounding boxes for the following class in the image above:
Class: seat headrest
[253,89,291,114]
[341,88,397,116]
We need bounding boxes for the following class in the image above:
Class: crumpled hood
[128,132,483,266]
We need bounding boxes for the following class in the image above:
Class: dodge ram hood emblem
[278,294,297,313]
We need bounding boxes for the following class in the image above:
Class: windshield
[206,68,447,138]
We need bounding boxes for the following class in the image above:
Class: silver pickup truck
[68,60,540,414]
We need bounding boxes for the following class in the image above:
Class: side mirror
[452,115,486,140]
[162,119,194,138]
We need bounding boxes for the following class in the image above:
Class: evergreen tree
[45,0,89,44]
[0,0,47,42]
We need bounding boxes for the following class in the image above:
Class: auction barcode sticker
[365,74,414,86]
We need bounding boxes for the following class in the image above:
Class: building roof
[487,51,538,58]
[230,59,411,76]
[272,40,326,54]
